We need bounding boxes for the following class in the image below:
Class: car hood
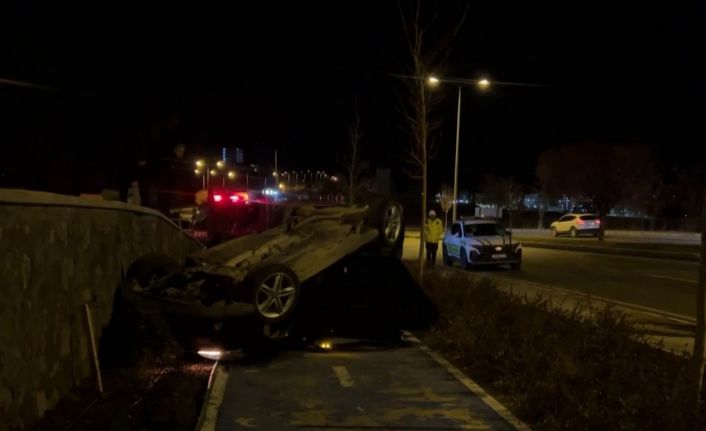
[465,235,516,247]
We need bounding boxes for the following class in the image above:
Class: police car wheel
[442,245,453,266]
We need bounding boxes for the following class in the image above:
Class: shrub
[412,266,703,430]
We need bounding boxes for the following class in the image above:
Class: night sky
[1,1,705,194]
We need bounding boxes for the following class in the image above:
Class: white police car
[442,219,522,270]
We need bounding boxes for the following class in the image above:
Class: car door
[445,222,463,258]
[557,215,573,233]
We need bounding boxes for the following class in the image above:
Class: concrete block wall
[0,189,202,429]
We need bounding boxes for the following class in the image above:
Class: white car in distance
[550,213,601,237]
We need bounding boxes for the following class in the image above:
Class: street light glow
[428,76,440,86]
[478,78,491,89]
[197,349,222,361]
[194,169,201,175]
[196,160,205,167]
[216,160,225,169]
[227,171,236,179]
[210,169,217,176]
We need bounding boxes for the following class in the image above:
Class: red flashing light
[230,192,249,204]
[213,194,223,203]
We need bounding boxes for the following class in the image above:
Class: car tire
[570,228,578,238]
[365,198,405,258]
[442,244,453,266]
[552,227,559,237]
[246,264,301,324]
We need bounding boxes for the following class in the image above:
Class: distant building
[233,147,244,165]
[524,193,539,209]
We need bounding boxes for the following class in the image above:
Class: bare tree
[337,101,365,206]
[479,174,523,221]
[397,0,467,263]
[439,183,453,232]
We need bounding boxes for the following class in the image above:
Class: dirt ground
[31,358,211,431]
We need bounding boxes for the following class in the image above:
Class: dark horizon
[2,1,705,195]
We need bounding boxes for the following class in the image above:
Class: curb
[402,331,531,431]
[195,362,230,431]
[519,241,699,262]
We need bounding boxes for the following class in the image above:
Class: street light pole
[452,85,462,222]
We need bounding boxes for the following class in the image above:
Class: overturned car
[116,198,433,349]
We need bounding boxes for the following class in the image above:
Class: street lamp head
[477,78,491,89]
[216,160,225,169]
[194,169,201,175]
[196,160,205,167]
[427,76,440,86]
[209,170,217,176]
[227,171,236,179]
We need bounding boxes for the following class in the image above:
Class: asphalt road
[214,341,521,430]
[403,237,700,318]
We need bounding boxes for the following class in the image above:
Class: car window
[580,215,598,221]
[464,223,507,237]
[451,223,461,236]
[559,216,570,222]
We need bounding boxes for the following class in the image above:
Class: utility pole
[274,150,278,181]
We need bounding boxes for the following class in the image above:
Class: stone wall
[0,189,202,429]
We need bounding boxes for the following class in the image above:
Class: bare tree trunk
[348,166,354,206]
[396,0,466,265]
[417,79,428,264]
[692,187,706,410]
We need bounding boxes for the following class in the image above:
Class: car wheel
[570,227,578,238]
[365,198,405,258]
[552,227,559,237]
[442,244,453,266]
[248,264,301,323]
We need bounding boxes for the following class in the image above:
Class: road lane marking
[196,362,230,431]
[645,273,697,284]
[332,366,355,388]
[403,332,531,431]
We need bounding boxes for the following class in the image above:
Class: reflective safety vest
[424,217,444,243]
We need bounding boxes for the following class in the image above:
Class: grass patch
[412,265,704,430]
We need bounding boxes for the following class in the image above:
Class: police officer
[424,209,444,267]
